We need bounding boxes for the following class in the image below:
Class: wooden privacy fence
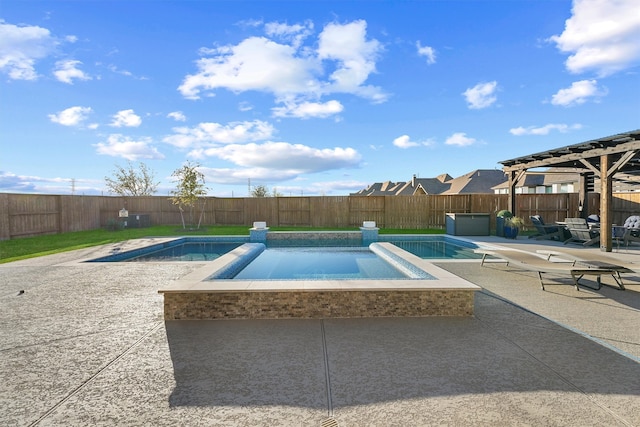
[2,192,640,240]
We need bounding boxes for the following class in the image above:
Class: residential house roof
[351,170,507,196]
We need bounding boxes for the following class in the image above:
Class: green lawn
[0,225,445,263]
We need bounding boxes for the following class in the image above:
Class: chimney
[412,174,416,187]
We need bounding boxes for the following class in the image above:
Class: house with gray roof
[351,170,508,196]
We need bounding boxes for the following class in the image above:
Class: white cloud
[164,120,275,149]
[264,20,314,49]
[549,0,640,76]
[390,135,433,149]
[179,36,320,99]
[178,20,387,106]
[0,171,38,192]
[0,171,103,195]
[307,180,370,195]
[317,20,386,101]
[509,123,583,136]
[94,134,164,160]
[107,64,147,80]
[0,20,58,80]
[238,101,253,112]
[199,141,362,173]
[199,166,301,185]
[392,135,420,149]
[445,132,477,147]
[272,99,343,119]
[416,41,436,64]
[550,79,606,106]
[48,106,93,126]
[110,109,142,127]
[463,81,498,109]
[167,111,187,122]
[53,59,91,84]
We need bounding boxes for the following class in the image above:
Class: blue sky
[1,0,639,197]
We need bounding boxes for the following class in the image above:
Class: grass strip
[0,225,445,263]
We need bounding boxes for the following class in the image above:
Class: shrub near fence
[1,192,639,240]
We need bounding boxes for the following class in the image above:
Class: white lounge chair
[475,248,620,291]
[536,249,636,290]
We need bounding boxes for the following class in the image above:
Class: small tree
[169,162,208,229]
[105,162,159,196]
[251,185,270,197]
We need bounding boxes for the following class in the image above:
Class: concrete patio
[1,236,638,426]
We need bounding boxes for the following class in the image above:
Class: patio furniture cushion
[623,215,640,229]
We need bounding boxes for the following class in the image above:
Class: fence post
[0,193,9,240]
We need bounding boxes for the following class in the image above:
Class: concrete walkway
[0,238,639,426]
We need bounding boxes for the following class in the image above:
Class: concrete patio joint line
[475,311,636,427]
[29,321,164,426]
[321,319,334,418]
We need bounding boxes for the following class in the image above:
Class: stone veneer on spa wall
[163,289,475,320]
[158,223,481,320]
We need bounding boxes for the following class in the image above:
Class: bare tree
[169,162,208,229]
[105,162,159,196]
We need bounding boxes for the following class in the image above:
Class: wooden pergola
[499,129,640,252]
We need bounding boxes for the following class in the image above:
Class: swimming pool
[235,247,399,280]
[384,236,483,259]
[128,242,243,262]
[214,243,435,280]
[158,239,480,320]
[88,235,479,262]
[88,237,247,262]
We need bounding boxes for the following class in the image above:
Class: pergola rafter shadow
[499,129,640,252]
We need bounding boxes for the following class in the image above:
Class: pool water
[88,235,480,263]
[233,247,407,280]
[266,238,364,248]
[387,239,482,259]
[127,242,242,262]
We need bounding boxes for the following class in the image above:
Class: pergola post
[508,170,517,215]
[600,154,612,252]
[578,173,590,220]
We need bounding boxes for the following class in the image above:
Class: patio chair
[613,215,640,247]
[528,215,564,241]
[536,249,635,290]
[475,248,619,291]
[563,217,600,246]
[587,214,600,226]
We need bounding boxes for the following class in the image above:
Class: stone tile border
[162,289,475,319]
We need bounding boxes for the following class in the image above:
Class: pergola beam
[499,130,640,252]
[502,140,640,172]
